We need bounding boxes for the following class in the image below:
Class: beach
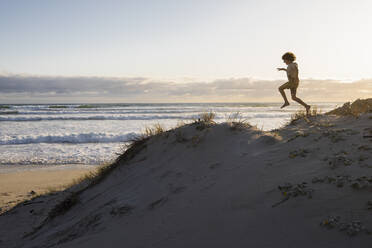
[0,99,371,248]
[0,165,94,213]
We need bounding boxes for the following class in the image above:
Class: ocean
[0,102,340,169]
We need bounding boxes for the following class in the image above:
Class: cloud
[0,74,371,103]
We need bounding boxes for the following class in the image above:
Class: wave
[8,105,291,115]
[1,132,138,145]
[0,111,19,115]
[7,110,204,115]
[0,114,199,122]
[49,105,68,109]
[0,113,290,122]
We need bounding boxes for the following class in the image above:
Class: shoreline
[0,165,95,213]
[0,163,97,173]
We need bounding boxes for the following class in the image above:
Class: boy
[277,52,310,115]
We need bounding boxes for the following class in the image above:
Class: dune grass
[143,123,165,137]
[290,106,322,125]
[192,112,216,130]
[199,112,216,124]
[227,111,251,130]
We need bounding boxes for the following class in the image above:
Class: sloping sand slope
[1,113,371,248]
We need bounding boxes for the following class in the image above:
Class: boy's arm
[276,68,287,71]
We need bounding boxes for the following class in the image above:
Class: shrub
[199,112,216,124]
[290,106,321,125]
[227,112,251,130]
[193,112,216,130]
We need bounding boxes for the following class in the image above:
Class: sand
[0,107,371,248]
[0,166,95,213]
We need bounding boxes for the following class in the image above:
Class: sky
[0,0,371,103]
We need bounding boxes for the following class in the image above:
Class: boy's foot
[305,105,311,116]
[281,102,290,109]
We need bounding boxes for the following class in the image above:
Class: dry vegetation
[143,123,165,137]
[195,112,216,124]
[192,112,216,130]
[226,111,251,131]
[289,106,322,125]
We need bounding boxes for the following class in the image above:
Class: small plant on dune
[143,123,165,137]
[227,111,251,131]
[290,106,322,125]
[310,105,322,116]
[289,110,308,125]
[199,112,216,123]
[118,123,165,151]
[193,112,216,130]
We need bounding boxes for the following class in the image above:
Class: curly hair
[282,52,296,62]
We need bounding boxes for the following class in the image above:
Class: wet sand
[0,166,95,212]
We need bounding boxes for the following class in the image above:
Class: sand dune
[0,101,371,248]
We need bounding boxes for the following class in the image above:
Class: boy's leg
[290,88,311,114]
[278,83,290,108]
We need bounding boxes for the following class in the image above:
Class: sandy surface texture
[0,167,94,213]
[0,109,371,248]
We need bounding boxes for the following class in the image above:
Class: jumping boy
[277,52,310,115]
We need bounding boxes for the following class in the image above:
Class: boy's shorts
[279,81,299,90]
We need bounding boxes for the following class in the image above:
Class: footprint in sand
[171,186,187,194]
[209,163,221,169]
[148,196,168,210]
[110,205,134,216]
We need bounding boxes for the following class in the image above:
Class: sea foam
[1,132,137,145]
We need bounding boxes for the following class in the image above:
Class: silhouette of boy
[277,52,310,115]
